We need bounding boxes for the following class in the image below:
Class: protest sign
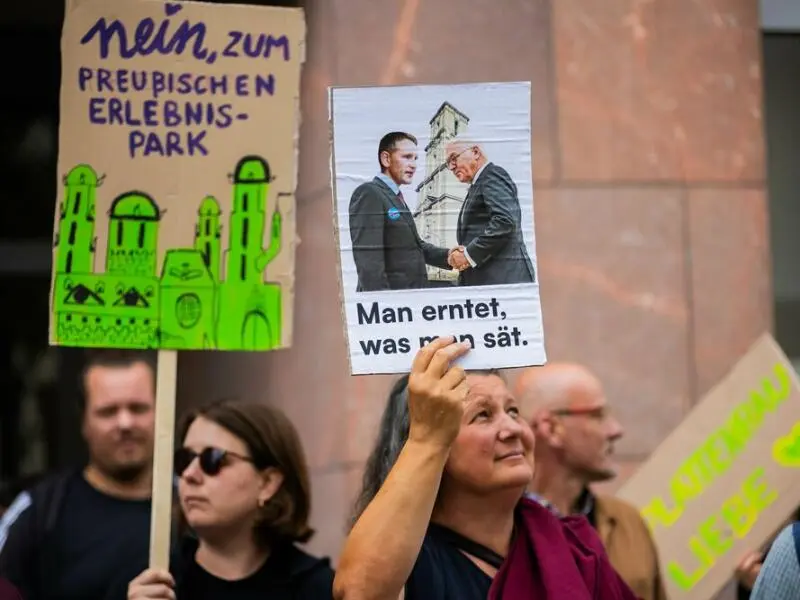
[329,82,546,375]
[54,0,305,568]
[617,334,800,600]
[51,0,304,352]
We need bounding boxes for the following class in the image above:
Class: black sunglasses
[173,447,256,477]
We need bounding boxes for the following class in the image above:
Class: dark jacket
[0,469,81,600]
[456,163,535,287]
[349,177,449,291]
[0,468,173,600]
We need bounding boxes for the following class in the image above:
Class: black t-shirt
[176,540,335,600]
[737,583,751,600]
[405,529,492,600]
[36,473,151,600]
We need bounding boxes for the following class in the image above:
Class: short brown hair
[378,131,418,170]
[178,400,314,546]
[79,349,157,412]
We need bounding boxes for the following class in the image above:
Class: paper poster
[617,334,800,600]
[329,82,546,375]
[49,0,304,351]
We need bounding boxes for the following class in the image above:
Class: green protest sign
[618,334,800,600]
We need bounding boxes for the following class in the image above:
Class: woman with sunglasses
[125,400,334,600]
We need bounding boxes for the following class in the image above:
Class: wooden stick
[149,349,178,569]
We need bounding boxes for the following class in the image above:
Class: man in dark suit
[445,138,536,287]
[349,131,453,291]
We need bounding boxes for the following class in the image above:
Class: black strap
[34,470,75,599]
[428,523,505,569]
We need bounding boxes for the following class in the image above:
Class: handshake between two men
[447,246,470,272]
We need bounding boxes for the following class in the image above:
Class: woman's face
[178,416,282,536]
[444,374,534,494]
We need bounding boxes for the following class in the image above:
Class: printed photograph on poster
[329,81,545,375]
[50,0,304,352]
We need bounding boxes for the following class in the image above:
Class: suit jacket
[594,495,667,600]
[456,163,535,287]
[349,177,450,291]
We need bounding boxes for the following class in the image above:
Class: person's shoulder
[30,468,81,491]
[478,163,515,193]
[1,470,76,527]
[24,468,82,511]
[485,162,512,179]
[772,522,798,552]
[286,545,335,597]
[750,521,800,598]
[286,544,334,578]
[594,494,641,519]
[595,494,656,536]
[351,178,384,197]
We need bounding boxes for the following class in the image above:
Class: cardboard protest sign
[329,82,546,375]
[50,0,304,352]
[617,334,800,600]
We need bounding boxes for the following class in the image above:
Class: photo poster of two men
[329,81,546,375]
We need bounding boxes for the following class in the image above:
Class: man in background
[348,131,453,291]
[445,137,535,286]
[514,363,667,600]
[733,506,800,599]
[749,520,800,599]
[0,350,157,600]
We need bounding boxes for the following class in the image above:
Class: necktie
[396,191,409,210]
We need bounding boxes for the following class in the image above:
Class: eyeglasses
[173,447,255,477]
[445,146,474,169]
[550,406,611,420]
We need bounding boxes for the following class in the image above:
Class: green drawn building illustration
[51,156,286,351]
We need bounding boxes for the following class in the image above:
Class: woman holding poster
[334,337,638,600]
[124,401,334,600]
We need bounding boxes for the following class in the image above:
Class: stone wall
[178,1,771,596]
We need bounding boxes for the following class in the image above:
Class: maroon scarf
[489,497,640,600]
[0,579,22,600]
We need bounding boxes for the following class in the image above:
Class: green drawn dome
[66,165,99,186]
[198,196,221,216]
[233,156,271,184]
[109,192,160,221]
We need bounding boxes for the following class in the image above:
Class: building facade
[413,102,470,283]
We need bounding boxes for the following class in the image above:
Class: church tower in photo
[413,102,470,283]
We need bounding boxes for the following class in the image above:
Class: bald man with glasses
[514,363,667,600]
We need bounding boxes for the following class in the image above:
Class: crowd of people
[0,339,796,599]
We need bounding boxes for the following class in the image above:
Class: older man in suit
[445,138,535,287]
[349,131,453,291]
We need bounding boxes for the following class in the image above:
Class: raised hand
[734,550,763,590]
[407,336,471,449]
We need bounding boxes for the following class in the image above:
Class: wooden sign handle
[148,349,178,570]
